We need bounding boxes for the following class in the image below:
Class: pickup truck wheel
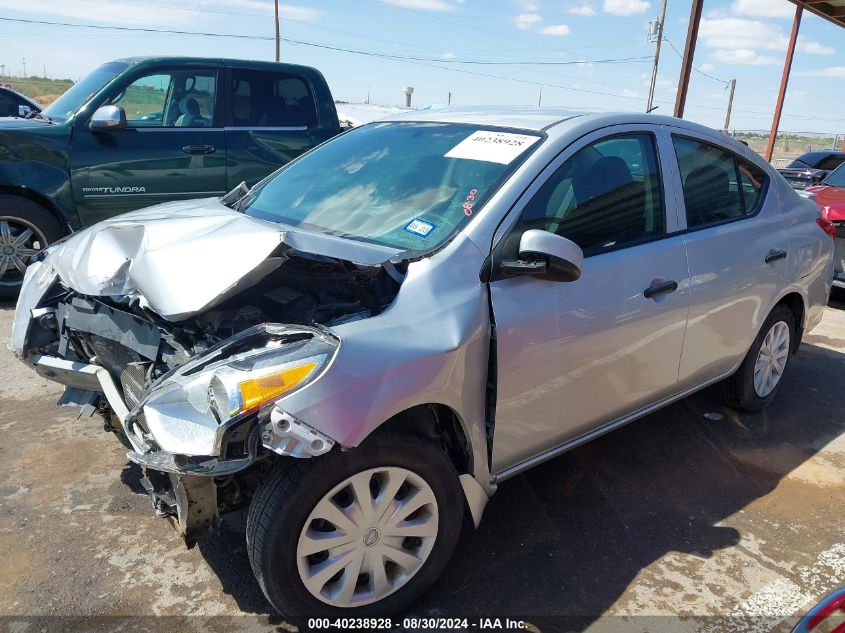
[246,432,463,618]
[722,305,795,412]
[0,196,64,299]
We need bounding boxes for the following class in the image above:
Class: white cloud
[441,51,457,60]
[798,67,845,78]
[801,41,835,55]
[540,23,571,35]
[603,0,649,16]
[515,12,543,29]
[699,17,834,67]
[730,0,795,19]
[622,89,640,98]
[567,3,596,15]
[380,0,457,11]
[711,48,780,65]
[0,0,203,25]
[699,62,716,72]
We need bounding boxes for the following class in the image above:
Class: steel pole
[765,5,803,162]
[646,0,669,113]
[274,0,281,62]
[673,0,704,119]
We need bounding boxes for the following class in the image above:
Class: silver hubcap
[296,467,439,608]
[0,217,45,287]
[753,321,790,398]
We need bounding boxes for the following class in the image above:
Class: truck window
[228,69,317,128]
[110,70,217,128]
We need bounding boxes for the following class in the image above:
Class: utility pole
[723,79,736,132]
[0,64,5,76]
[447,91,451,106]
[538,87,542,107]
[274,0,281,62]
[674,0,704,118]
[21,57,26,77]
[646,0,668,113]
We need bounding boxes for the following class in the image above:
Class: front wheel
[246,432,464,618]
[0,196,65,300]
[722,304,795,412]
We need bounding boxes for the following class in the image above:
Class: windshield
[824,164,845,188]
[241,121,542,253]
[43,61,127,123]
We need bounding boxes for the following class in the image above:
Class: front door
[489,128,690,473]
[70,67,227,226]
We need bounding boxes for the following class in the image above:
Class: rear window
[229,69,317,127]
[673,136,768,229]
[818,156,845,171]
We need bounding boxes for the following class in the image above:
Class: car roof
[108,56,322,76]
[796,150,845,163]
[375,106,736,138]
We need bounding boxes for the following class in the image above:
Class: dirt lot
[0,297,843,633]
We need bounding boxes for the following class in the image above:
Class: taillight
[816,217,836,239]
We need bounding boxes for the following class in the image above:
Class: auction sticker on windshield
[404,218,437,238]
[445,130,540,165]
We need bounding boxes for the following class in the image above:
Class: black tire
[721,304,795,412]
[0,195,65,300]
[246,431,464,618]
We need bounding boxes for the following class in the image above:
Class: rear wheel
[246,432,464,618]
[0,196,65,300]
[722,305,795,412]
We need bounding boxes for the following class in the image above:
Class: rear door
[489,126,691,473]
[668,131,789,388]
[223,66,329,189]
[69,66,227,225]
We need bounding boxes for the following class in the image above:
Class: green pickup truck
[0,56,342,298]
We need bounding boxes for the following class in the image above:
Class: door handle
[182,144,216,155]
[765,249,787,264]
[643,280,678,299]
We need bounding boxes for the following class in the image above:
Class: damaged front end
[9,205,404,546]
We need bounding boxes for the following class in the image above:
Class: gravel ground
[0,297,843,633]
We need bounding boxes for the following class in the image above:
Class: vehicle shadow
[190,339,844,626]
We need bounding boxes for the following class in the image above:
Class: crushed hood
[45,197,405,321]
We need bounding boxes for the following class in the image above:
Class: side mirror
[89,105,127,131]
[18,105,32,117]
[501,229,583,282]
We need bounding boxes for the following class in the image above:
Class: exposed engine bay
[15,242,403,546]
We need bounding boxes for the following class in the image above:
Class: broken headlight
[139,325,337,456]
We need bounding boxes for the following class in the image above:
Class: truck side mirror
[500,229,583,282]
[89,105,127,131]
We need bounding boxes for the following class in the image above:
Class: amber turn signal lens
[238,361,318,411]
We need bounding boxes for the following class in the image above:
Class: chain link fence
[727,130,844,167]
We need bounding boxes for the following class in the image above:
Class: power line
[663,37,729,85]
[0,17,650,67]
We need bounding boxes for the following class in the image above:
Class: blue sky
[0,0,842,133]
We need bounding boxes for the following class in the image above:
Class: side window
[229,69,317,127]
[673,137,744,228]
[0,92,15,117]
[673,137,768,228]
[737,158,767,214]
[818,156,845,171]
[110,70,217,128]
[511,133,664,255]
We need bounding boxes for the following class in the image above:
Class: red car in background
[805,163,845,291]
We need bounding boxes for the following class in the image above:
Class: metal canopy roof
[790,0,845,29]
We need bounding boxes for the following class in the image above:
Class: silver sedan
[10,108,834,617]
